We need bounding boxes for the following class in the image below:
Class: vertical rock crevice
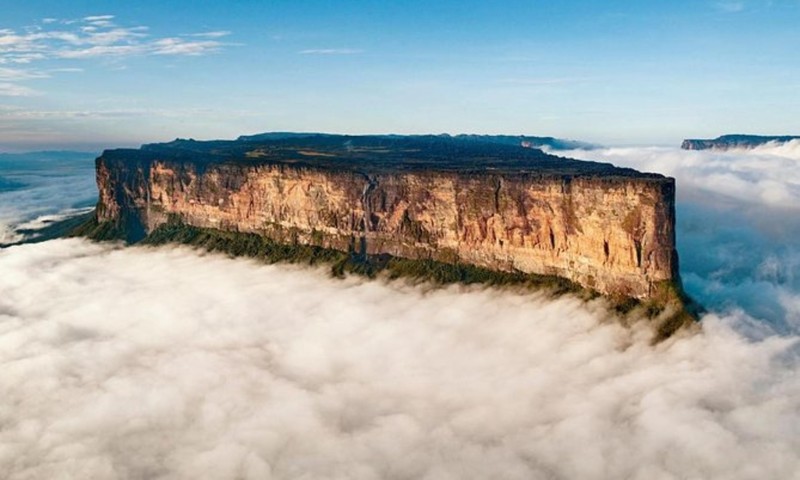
[359,173,378,255]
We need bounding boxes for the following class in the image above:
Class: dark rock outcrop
[681,134,800,151]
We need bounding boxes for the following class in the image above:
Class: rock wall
[95,153,677,299]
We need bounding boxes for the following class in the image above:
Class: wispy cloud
[57,45,140,59]
[187,31,232,39]
[0,82,39,96]
[47,67,82,73]
[0,52,46,64]
[83,15,115,22]
[715,1,746,12]
[299,48,363,55]
[0,67,47,81]
[0,15,233,95]
[150,38,224,56]
[500,77,593,86]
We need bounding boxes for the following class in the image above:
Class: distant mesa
[681,134,800,151]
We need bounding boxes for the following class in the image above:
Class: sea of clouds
[0,151,97,245]
[0,144,799,479]
[0,152,97,247]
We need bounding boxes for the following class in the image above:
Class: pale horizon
[2,0,799,150]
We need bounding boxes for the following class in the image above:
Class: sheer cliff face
[96,154,677,299]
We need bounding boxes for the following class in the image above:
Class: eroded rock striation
[93,134,679,300]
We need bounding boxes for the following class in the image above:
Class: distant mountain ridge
[681,134,800,151]
[236,132,596,151]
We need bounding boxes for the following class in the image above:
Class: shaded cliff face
[94,135,678,300]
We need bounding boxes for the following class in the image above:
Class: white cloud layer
[0,239,798,479]
[560,141,800,211]
[0,151,97,244]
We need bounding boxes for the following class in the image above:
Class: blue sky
[1,0,799,150]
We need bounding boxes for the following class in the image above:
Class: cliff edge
[84,134,684,308]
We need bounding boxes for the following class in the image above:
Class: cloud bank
[0,151,96,244]
[561,141,800,211]
[0,239,798,479]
